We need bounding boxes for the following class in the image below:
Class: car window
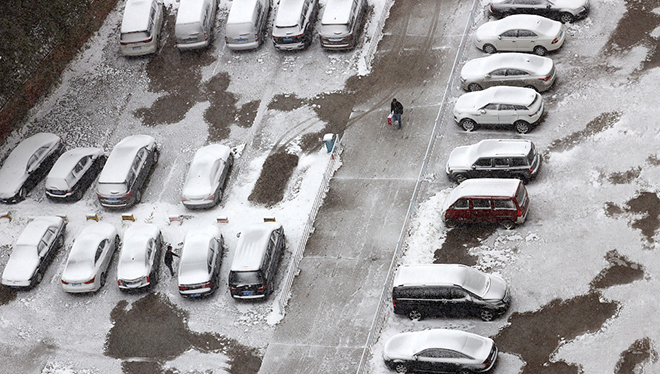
[474,158,492,167]
[511,157,528,167]
[507,69,528,76]
[417,348,445,358]
[74,156,91,175]
[453,199,469,209]
[501,30,518,38]
[500,104,516,111]
[95,239,108,263]
[472,199,491,209]
[42,228,56,246]
[37,241,48,256]
[494,199,516,209]
[490,69,507,77]
[518,30,537,38]
[207,243,215,273]
[494,158,510,167]
[514,105,528,110]
[451,288,468,299]
[27,153,40,171]
[146,239,154,264]
[482,103,498,110]
[211,160,222,183]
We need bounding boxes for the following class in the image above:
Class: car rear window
[97,182,128,195]
[121,31,152,43]
[229,270,263,286]
[516,184,527,206]
[494,199,516,209]
[526,143,537,164]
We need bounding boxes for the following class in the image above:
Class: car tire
[57,235,65,248]
[152,149,159,164]
[533,45,547,56]
[467,83,483,92]
[445,219,457,228]
[17,187,27,201]
[100,272,106,289]
[135,190,142,204]
[35,270,43,285]
[500,219,516,230]
[461,119,477,132]
[479,309,495,321]
[514,120,530,134]
[408,310,423,321]
[560,12,574,23]
[115,235,121,250]
[73,188,84,201]
[483,44,497,54]
[524,84,538,92]
[394,363,408,373]
[454,174,468,184]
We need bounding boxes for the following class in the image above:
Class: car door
[478,103,500,124]
[450,198,470,222]
[413,348,454,373]
[497,29,518,51]
[471,199,493,222]
[497,104,517,125]
[492,157,512,178]
[486,68,507,88]
[471,158,493,178]
[40,228,57,260]
[517,29,539,51]
[94,239,109,275]
[146,238,155,274]
[446,287,472,317]
[505,68,529,87]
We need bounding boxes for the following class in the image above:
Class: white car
[61,222,119,293]
[460,53,556,92]
[45,147,106,201]
[178,225,224,298]
[453,86,544,133]
[0,133,62,203]
[117,223,162,290]
[182,144,233,209]
[489,0,590,24]
[383,329,498,373]
[1,216,67,289]
[475,14,566,56]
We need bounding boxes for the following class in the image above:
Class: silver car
[182,144,233,209]
[475,14,566,56]
[116,223,162,290]
[453,86,544,133]
[461,53,556,92]
[45,147,106,201]
[489,0,590,24]
[178,225,224,298]
[383,329,498,373]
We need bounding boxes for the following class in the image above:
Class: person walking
[164,245,179,277]
[391,98,404,130]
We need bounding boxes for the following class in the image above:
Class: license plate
[330,37,342,41]
[190,293,201,297]
[72,283,81,286]
[237,38,247,43]
[185,38,197,43]
[10,286,20,289]
[283,38,293,42]
[132,46,141,50]
[108,198,118,202]
[243,291,254,296]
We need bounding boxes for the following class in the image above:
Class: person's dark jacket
[391,100,403,114]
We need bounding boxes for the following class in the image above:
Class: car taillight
[142,37,153,44]
[122,191,132,199]
[84,277,95,285]
[61,280,69,285]
[146,276,150,283]
[203,282,212,288]
[205,194,215,201]
[229,286,237,291]
[529,166,534,173]
[392,299,396,307]
[204,33,208,41]
[539,74,552,81]
[517,208,522,217]
[551,38,559,44]
[257,285,267,291]
[179,285,188,291]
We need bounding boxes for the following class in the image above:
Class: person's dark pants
[165,261,174,276]
[392,113,402,129]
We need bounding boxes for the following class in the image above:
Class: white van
[319,0,365,50]
[225,0,270,51]
[120,0,164,56]
[175,0,217,50]
[272,0,318,50]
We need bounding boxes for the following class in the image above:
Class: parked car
[61,222,119,293]
[178,225,224,297]
[229,222,285,299]
[175,0,217,50]
[392,264,511,321]
[383,329,498,374]
[446,139,541,183]
[117,223,162,291]
[1,216,67,289]
[441,178,530,229]
[319,0,366,50]
[0,133,63,203]
[272,0,319,50]
[45,147,106,202]
[96,135,158,209]
[475,14,566,56]
[182,144,233,209]
[489,0,590,23]
[460,53,556,92]
[453,86,544,134]
[225,0,270,51]
[119,0,164,56]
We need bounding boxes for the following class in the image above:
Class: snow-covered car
[116,223,162,291]
[272,0,319,50]
[475,14,566,56]
[225,0,270,51]
[453,86,544,134]
[96,135,158,209]
[489,0,590,24]
[1,216,67,289]
[182,144,234,209]
[319,0,366,50]
[0,133,63,203]
[178,225,224,298]
[392,264,511,321]
[446,139,541,183]
[45,147,106,202]
[460,53,556,92]
[383,329,498,374]
[61,222,119,293]
[174,0,217,50]
[119,0,164,56]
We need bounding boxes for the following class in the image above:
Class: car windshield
[462,268,490,296]
[526,144,536,164]
[229,271,263,286]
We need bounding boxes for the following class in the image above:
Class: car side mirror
[484,74,490,78]
[413,355,419,361]
[479,109,486,114]
[236,232,241,238]
[498,35,502,40]
[471,165,477,170]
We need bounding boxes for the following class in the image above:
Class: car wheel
[524,84,538,92]
[514,120,530,134]
[445,218,457,228]
[560,12,574,23]
[394,363,408,373]
[152,149,159,164]
[135,190,142,204]
[460,119,477,132]
[483,44,496,54]
[115,235,121,249]
[454,174,468,184]
[73,188,84,201]
[500,219,516,230]
[57,235,65,248]
[408,309,423,321]
[467,83,483,92]
[533,45,547,56]
[100,272,106,288]
[17,187,27,201]
[35,271,43,285]
[479,309,495,321]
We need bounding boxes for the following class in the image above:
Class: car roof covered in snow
[47,147,104,180]
[321,0,354,25]
[444,178,522,208]
[0,133,60,174]
[120,223,160,263]
[176,0,207,24]
[121,0,155,33]
[478,14,560,36]
[98,135,154,184]
[230,222,282,271]
[275,0,307,27]
[393,264,470,288]
[16,216,65,247]
[227,0,259,24]
[447,139,534,168]
[67,222,117,263]
[455,86,538,110]
[384,329,493,360]
[181,225,222,264]
[461,53,553,80]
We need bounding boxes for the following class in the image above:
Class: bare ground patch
[248,152,299,206]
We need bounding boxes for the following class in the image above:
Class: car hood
[0,169,26,198]
[446,146,471,170]
[2,250,38,283]
[483,274,508,300]
[454,92,481,114]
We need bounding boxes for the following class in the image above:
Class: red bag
[387,112,393,126]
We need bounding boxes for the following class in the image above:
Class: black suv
[489,0,590,23]
[446,139,541,183]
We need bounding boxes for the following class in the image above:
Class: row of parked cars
[382,2,591,373]
[119,0,366,55]
[0,216,286,300]
[0,133,234,210]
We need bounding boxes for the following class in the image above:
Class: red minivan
[441,178,529,229]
